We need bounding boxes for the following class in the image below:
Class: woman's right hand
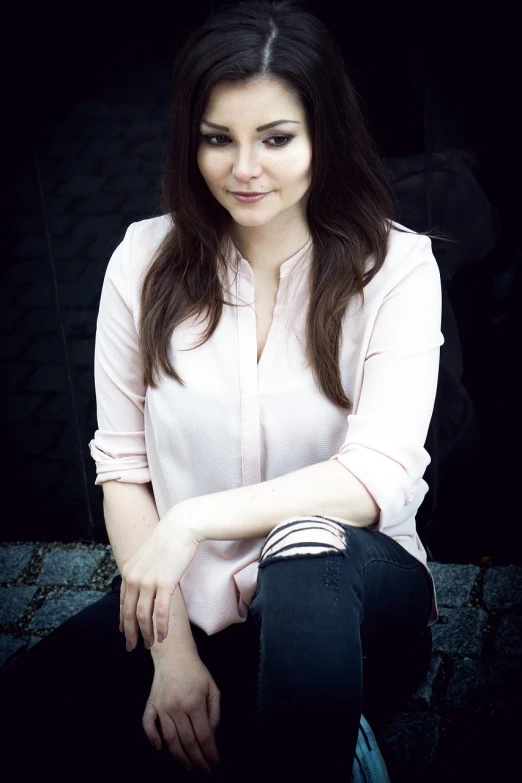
[142,649,222,775]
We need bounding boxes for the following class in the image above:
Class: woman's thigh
[343,525,434,721]
[250,516,433,723]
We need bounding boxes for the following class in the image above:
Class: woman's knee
[259,515,350,562]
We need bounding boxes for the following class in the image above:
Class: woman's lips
[230,192,271,203]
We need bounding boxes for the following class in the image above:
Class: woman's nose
[232,147,263,179]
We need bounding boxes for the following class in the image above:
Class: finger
[171,711,212,775]
[119,579,127,633]
[154,583,173,643]
[190,707,221,768]
[157,711,193,770]
[206,681,221,736]
[123,580,140,651]
[136,584,156,649]
[142,702,162,752]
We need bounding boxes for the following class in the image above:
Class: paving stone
[380,711,442,766]
[0,586,38,624]
[407,655,443,709]
[427,563,480,607]
[0,546,36,582]
[446,659,522,710]
[0,544,36,582]
[0,634,30,666]
[431,607,488,657]
[495,614,522,656]
[36,548,106,586]
[483,566,522,609]
[28,589,107,630]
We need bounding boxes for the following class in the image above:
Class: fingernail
[126,640,132,652]
[157,632,164,643]
[184,763,192,772]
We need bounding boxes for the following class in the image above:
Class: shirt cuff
[89,432,151,485]
[329,445,415,529]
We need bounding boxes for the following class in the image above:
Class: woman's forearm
[102,481,198,659]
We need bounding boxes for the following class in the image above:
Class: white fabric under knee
[260,516,347,561]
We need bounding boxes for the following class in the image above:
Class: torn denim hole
[259,516,348,562]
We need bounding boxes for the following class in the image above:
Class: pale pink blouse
[89,214,443,635]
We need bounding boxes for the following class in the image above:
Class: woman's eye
[203,134,294,148]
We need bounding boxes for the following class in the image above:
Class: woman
[1,1,447,780]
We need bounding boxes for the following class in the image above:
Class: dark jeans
[0,520,433,782]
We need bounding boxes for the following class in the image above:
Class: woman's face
[197,78,312,231]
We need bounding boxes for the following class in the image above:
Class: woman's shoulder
[382,219,436,279]
[131,213,174,252]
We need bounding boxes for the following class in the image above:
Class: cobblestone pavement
[1,544,520,780]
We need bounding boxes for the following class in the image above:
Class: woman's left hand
[119,512,201,652]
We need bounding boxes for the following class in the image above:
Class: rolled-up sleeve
[330,236,444,529]
[88,222,151,485]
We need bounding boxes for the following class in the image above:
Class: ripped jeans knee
[259,515,350,562]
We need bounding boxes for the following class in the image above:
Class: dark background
[1,2,518,564]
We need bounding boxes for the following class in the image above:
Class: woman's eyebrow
[200,119,300,132]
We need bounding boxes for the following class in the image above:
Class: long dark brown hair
[139,0,454,409]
